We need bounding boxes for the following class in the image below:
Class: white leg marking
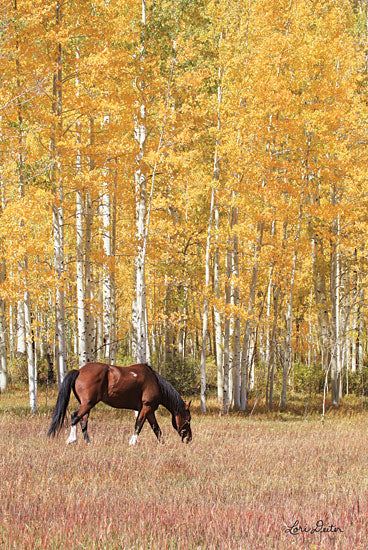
[129,433,138,446]
[66,425,77,444]
[134,410,139,419]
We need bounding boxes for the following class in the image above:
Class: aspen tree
[51,0,66,383]
[0,260,6,392]
[132,0,149,364]
[200,186,215,413]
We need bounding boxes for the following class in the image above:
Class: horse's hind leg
[67,403,95,445]
[67,411,78,444]
[80,413,91,444]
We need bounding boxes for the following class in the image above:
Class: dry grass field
[0,391,367,549]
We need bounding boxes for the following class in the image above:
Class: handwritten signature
[284,520,343,535]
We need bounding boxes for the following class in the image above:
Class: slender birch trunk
[248,331,255,391]
[331,212,341,406]
[96,279,104,360]
[214,204,223,405]
[201,29,225,410]
[281,209,302,409]
[75,48,94,366]
[9,305,14,365]
[312,234,332,381]
[213,41,224,407]
[0,143,6,390]
[16,299,26,358]
[133,0,149,364]
[110,170,117,363]
[51,0,66,383]
[269,286,280,411]
[200,186,215,413]
[100,114,116,362]
[24,277,36,412]
[232,205,241,409]
[264,221,276,386]
[74,43,87,368]
[52,199,66,383]
[85,189,94,361]
[0,260,7,392]
[223,241,232,412]
[15,15,26,363]
[351,251,358,372]
[240,220,264,410]
[358,277,364,373]
[265,267,273,408]
[133,26,177,365]
[76,188,88,367]
[15,24,35,399]
[101,177,113,360]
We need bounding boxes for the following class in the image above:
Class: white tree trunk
[200,186,215,413]
[9,304,14,363]
[110,178,117,364]
[24,287,36,412]
[281,211,301,409]
[232,207,241,409]
[213,47,224,406]
[85,190,94,361]
[76,189,87,367]
[358,282,364,373]
[17,300,26,356]
[248,331,255,391]
[351,262,357,372]
[132,6,176,366]
[96,279,104,360]
[134,181,148,364]
[265,221,276,373]
[331,214,341,405]
[214,204,223,405]
[101,181,113,360]
[268,286,280,410]
[240,221,264,410]
[51,3,66,384]
[133,0,149,365]
[0,261,7,392]
[223,244,232,412]
[52,201,66,384]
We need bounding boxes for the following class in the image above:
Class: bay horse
[47,362,192,445]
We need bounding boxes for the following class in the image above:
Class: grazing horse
[47,362,192,445]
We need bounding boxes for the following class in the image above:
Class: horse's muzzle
[181,431,192,443]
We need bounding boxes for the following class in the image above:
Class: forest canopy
[1,0,368,413]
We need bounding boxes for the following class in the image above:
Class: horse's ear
[186,400,192,410]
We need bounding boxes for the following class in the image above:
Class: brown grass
[0,391,367,549]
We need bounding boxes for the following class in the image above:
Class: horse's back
[75,362,160,411]
[105,363,160,410]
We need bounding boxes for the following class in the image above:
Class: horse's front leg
[147,410,163,443]
[129,405,149,445]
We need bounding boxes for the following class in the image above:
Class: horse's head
[173,401,192,443]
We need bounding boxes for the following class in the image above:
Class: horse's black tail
[47,369,80,437]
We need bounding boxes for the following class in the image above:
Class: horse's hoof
[129,434,138,446]
[66,438,77,445]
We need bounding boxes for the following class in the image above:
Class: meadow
[0,391,367,549]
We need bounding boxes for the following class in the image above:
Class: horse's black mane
[147,364,186,415]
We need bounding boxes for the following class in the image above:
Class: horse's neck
[161,398,176,416]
